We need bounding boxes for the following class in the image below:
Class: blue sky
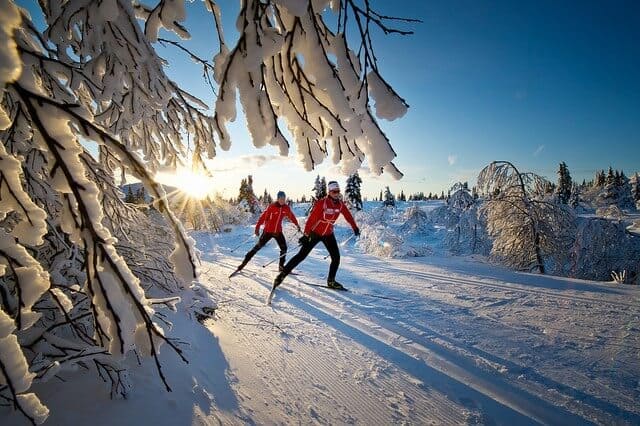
[19,0,640,199]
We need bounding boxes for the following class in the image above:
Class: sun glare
[155,167,214,200]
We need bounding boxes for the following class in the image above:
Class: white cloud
[447,154,457,166]
[533,145,545,157]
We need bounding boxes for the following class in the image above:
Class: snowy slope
[193,226,640,425]
[4,221,639,425]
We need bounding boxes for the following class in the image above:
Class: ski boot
[327,280,345,290]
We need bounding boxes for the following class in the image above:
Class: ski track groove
[217,275,462,424]
[269,274,591,425]
[373,266,639,311]
[214,266,469,425]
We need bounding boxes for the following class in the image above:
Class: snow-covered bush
[360,205,396,226]
[428,188,491,256]
[0,0,414,423]
[399,206,430,234]
[355,206,431,258]
[570,218,640,283]
[596,205,625,220]
[357,223,430,258]
[207,197,253,230]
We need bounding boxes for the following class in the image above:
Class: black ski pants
[281,233,340,282]
[243,232,287,269]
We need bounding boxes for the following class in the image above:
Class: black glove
[354,227,360,237]
[299,235,310,245]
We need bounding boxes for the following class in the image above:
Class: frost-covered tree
[261,188,273,205]
[632,173,640,204]
[383,186,395,206]
[125,186,135,203]
[447,182,475,211]
[0,0,416,423]
[441,182,490,255]
[135,186,147,204]
[344,171,363,210]
[570,217,640,282]
[598,168,635,210]
[556,161,572,204]
[478,161,575,274]
[593,170,606,187]
[569,182,582,209]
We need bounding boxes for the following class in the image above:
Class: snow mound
[355,205,432,258]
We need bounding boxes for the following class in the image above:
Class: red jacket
[304,196,358,236]
[255,203,299,234]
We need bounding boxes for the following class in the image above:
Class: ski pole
[262,241,303,268]
[229,234,256,253]
[323,234,356,260]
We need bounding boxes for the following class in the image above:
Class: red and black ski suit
[241,203,300,270]
[279,196,359,282]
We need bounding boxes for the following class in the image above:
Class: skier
[273,181,360,290]
[230,191,300,277]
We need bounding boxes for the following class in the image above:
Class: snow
[367,69,409,121]
[5,201,639,425]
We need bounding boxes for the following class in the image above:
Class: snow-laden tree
[632,173,640,206]
[570,217,640,282]
[597,168,635,210]
[383,186,395,206]
[556,161,572,204]
[344,171,363,210]
[261,188,273,205]
[569,182,582,209]
[593,170,606,187]
[435,182,490,255]
[477,161,576,274]
[0,0,415,423]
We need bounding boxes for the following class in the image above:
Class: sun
[155,167,214,200]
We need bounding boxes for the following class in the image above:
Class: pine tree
[383,186,396,206]
[379,189,383,202]
[140,187,147,203]
[618,171,635,210]
[345,172,363,210]
[569,182,581,209]
[312,175,328,202]
[125,186,135,203]
[556,162,572,204]
[606,167,615,185]
[633,173,640,203]
[237,175,259,213]
[594,170,606,187]
[399,190,406,201]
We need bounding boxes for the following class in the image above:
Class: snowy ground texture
[5,208,640,425]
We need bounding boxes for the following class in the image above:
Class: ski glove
[354,227,361,237]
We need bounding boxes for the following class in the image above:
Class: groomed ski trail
[195,232,640,425]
